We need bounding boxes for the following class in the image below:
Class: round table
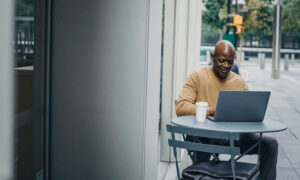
[172,115,287,133]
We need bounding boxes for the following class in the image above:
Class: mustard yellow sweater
[176,66,248,116]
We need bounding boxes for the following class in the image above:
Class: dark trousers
[187,133,278,180]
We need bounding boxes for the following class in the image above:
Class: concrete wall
[0,0,14,179]
[50,0,161,179]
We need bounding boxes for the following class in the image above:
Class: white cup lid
[195,102,208,106]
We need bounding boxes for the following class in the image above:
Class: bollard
[206,50,210,63]
[242,71,249,81]
[237,51,243,64]
[242,52,245,62]
[291,54,295,66]
[237,51,241,63]
[284,54,289,71]
[260,53,265,70]
[258,53,261,68]
[236,51,241,64]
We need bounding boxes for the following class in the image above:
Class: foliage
[202,23,219,38]
[202,0,227,38]
[16,0,34,32]
[202,0,273,40]
[242,0,272,39]
[16,0,34,17]
[282,0,300,40]
[201,0,300,47]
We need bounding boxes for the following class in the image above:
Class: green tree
[202,0,227,40]
[282,0,300,43]
[16,0,34,17]
[202,23,219,39]
[282,0,300,32]
[16,0,34,32]
[202,0,274,45]
[242,0,272,40]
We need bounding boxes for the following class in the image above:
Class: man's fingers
[206,107,216,115]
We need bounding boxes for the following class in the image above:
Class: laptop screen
[208,91,270,122]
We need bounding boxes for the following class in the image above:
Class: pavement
[159,60,300,180]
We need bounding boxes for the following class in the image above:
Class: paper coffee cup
[195,102,208,122]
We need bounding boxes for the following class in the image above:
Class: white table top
[172,115,287,133]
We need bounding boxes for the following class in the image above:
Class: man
[176,40,278,180]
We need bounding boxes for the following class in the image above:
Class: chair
[174,99,219,163]
[167,124,259,180]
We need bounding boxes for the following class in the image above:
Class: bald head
[210,40,235,80]
[214,40,235,57]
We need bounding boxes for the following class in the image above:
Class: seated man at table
[176,40,278,180]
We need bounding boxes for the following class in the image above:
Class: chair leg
[171,127,181,180]
[231,156,236,180]
[257,133,262,166]
[230,133,236,180]
[183,134,196,163]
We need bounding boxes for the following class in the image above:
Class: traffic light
[233,15,243,25]
[229,14,243,26]
[228,14,244,35]
[236,25,244,34]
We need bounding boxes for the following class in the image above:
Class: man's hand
[206,107,215,116]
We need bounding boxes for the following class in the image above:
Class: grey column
[272,5,282,79]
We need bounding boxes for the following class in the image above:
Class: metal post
[291,53,295,65]
[234,0,238,48]
[226,0,231,34]
[272,5,282,79]
[284,54,289,71]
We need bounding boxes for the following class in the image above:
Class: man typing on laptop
[176,40,278,180]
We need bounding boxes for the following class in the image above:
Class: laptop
[207,91,271,122]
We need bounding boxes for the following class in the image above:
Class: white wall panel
[0,0,14,179]
[160,0,202,162]
[186,0,202,73]
[160,0,176,162]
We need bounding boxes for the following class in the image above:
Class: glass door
[14,0,49,179]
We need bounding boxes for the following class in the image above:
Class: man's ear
[210,53,215,63]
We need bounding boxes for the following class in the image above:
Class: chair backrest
[167,124,240,156]
[167,124,259,180]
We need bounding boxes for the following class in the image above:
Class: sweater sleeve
[176,71,198,116]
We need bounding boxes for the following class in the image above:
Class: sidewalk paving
[240,62,300,180]
[160,62,300,180]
